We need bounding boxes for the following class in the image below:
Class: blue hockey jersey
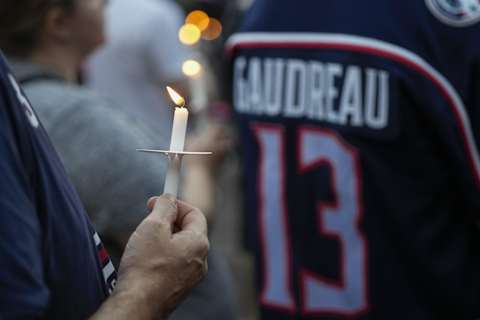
[227,0,480,319]
[0,53,116,319]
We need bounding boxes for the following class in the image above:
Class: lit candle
[167,86,189,152]
[164,87,189,197]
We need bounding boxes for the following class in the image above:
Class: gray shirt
[11,60,167,262]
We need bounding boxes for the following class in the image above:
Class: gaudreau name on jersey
[234,56,390,130]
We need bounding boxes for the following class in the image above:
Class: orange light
[186,10,210,31]
[178,24,201,45]
[166,86,186,107]
[202,18,223,41]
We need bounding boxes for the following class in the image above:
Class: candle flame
[166,86,186,108]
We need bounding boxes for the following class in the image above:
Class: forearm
[182,163,215,221]
[89,278,165,320]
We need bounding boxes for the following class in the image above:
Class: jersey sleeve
[0,74,49,319]
[145,3,191,84]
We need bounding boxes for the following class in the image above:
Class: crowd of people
[1,0,479,319]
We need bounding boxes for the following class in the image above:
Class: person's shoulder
[0,54,20,100]
[23,80,101,112]
[25,79,160,151]
[0,56,18,129]
[108,0,184,40]
[0,52,11,73]
[22,80,118,127]
[33,82,149,137]
[142,0,185,27]
[114,0,183,18]
[0,57,42,132]
[153,0,184,15]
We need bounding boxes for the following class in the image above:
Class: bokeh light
[182,60,202,77]
[178,24,201,45]
[186,10,210,31]
[202,18,223,41]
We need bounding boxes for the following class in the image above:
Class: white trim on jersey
[102,261,115,282]
[226,32,480,187]
[93,232,101,246]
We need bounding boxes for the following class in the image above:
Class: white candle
[164,86,189,197]
[169,107,189,152]
[163,154,181,196]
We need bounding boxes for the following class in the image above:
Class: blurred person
[0,48,208,319]
[0,0,170,266]
[227,0,480,319]
[0,0,237,319]
[86,0,191,139]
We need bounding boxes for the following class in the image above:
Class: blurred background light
[186,10,210,31]
[201,18,223,41]
[182,59,202,77]
[178,23,201,45]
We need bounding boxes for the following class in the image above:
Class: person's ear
[43,6,74,43]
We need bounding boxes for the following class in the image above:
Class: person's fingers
[171,201,209,262]
[175,200,208,236]
[147,196,159,211]
[145,194,178,232]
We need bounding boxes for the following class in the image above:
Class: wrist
[112,271,169,319]
[90,272,169,320]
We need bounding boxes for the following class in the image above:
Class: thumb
[147,196,158,211]
[145,194,178,231]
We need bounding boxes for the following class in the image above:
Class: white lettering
[325,63,342,124]
[248,57,263,113]
[339,66,363,127]
[365,69,389,129]
[307,61,325,120]
[232,57,390,130]
[264,59,285,116]
[285,59,307,118]
[233,57,248,112]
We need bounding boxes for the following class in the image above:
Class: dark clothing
[228,0,480,319]
[0,53,114,319]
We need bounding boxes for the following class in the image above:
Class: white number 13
[253,124,369,317]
